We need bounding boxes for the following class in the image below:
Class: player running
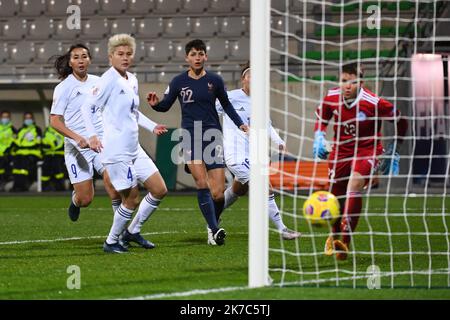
[51,42,167,251]
[81,34,167,253]
[147,39,249,246]
[213,62,301,245]
[313,62,408,260]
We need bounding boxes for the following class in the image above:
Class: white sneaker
[207,226,217,245]
[281,228,301,240]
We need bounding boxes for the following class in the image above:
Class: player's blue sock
[197,188,219,233]
[214,199,224,221]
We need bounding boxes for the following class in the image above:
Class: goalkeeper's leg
[339,158,377,255]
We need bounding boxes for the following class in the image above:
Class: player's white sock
[111,199,121,214]
[224,186,239,209]
[106,204,133,244]
[268,194,286,231]
[128,193,161,234]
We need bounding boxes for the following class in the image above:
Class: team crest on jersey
[357,111,367,121]
[92,87,99,96]
[208,82,214,91]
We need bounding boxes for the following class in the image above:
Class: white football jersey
[50,74,103,149]
[216,88,285,164]
[82,67,140,164]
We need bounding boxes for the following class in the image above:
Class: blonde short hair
[108,34,136,56]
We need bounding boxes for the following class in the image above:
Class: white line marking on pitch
[120,285,252,300]
[0,231,182,246]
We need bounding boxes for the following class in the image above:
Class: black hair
[341,62,363,79]
[23,112,34,118]
[50,43,91,80]
[241,61,250,77]
[185,39,207,55]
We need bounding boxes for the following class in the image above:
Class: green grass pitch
[0,194,449,299]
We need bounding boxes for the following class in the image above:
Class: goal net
[253,0,450,289]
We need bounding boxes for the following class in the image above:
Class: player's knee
[211,189,225,202]
[153,185,168,199]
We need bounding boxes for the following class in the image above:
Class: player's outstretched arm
[137,111,168,136]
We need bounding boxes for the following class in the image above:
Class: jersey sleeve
[50,83,68,116]
[216,78,244,128]
[314,97,333,132]
[377,98,396,118]
[152,78,179,112]
[137,111,157,133]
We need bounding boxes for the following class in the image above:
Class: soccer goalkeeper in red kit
[313,63,408,260]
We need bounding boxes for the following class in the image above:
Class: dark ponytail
[49,43,92,80]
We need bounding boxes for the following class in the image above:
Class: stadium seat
[205,38,229,61]
[228,38,249,61]
[28,17,55,40]
[234,0,249,12]
[46,0,74,16]
[99,0,127,15]
[271,0,287,12]
[288,16,302,34]
[16,66,44,79]
[208,0,237,13]
[0,0,19,17]
[127,0,155,14]
[219,17,248,37]
[145,39,174,63]
[269,161,329,191]
[76,0,100,15]
[1,18,28,40]
[0,66,16,79]
[89,39,109,62]
[171,41,186,62]
[136,17,163,38]
[153,0,180,14]
[271,16,285,34]
[164,17,191,38]
[180,0,209,13]
[19,0,45,16]
[0,43,8,63]
[271,37,285,62]
[110,18,136,35]
[191,17,218,37]
[35,41,62,63]
[53,19,81,40]
[133,39,146,62]
[9,41,35,64]
[82,17,109,39]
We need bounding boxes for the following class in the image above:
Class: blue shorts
[180,127,225,171]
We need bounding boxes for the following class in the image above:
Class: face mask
[24,119,34,126]
[1,118,10,125]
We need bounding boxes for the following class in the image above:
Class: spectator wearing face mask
[0,110,17,191]
[11,112,42,192]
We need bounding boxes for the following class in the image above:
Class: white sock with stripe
[111,199,121,214]
[128,193,161,234]
[268,194,286,231]
[106,204,133,244]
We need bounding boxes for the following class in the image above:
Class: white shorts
[64,143,105,184]
[105,161,138,191]
[227,160,250,184]
[135,146,159,183]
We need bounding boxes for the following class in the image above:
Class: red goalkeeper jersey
[315,87,397,159]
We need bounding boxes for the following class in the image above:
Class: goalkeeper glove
[313,131,329,160]
[379,142,400,176]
